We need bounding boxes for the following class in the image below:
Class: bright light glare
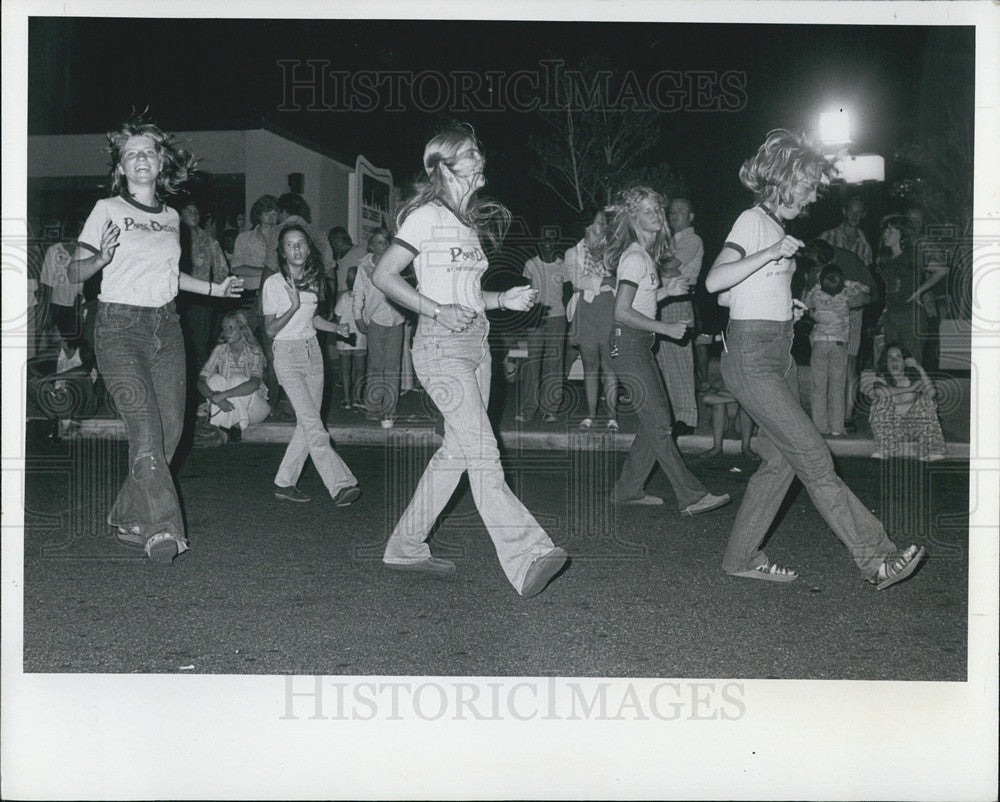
[833,154,884,183]
[819,110,851,146]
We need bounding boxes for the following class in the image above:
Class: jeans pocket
[737,330,781,358]
[96,308,137,336]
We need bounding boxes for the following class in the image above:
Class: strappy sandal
[727,562,798,583]
[868,545,926,591]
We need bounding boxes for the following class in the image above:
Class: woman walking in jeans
[262,224,360,507]
[705,129,925,589]
[606,187,731,516]
[69,117,244,563]
[372,124,568,598]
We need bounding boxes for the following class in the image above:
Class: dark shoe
[520,547,569,598]
[274,485,311,503]
[333,485,361,507]
[384,557,456,576]
[844,419,858,433]
[682,492,731,516]
[227,426,242,443]
[672,421,695,438]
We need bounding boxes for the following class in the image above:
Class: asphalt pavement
[22,425,968,680]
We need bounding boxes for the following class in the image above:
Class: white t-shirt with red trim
[261,272,319,341]
[77,195,180,307]
[616,242,660,320]
[722,206,795,321]
[394,202,488,314]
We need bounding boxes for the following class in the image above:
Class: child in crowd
[803,264,866,436]
[333,265,367,410]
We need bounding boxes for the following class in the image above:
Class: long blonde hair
[396,123,511,252]
[219,310,263,356]
[604,186,673,271]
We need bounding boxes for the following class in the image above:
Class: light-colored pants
[383,319,555,592]
[810,339,848,435]
[273,336,357,497]
[205,372,270,430]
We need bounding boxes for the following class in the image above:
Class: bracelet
[432,305,442,321]
[498,292,506,311]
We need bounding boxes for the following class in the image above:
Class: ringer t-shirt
[722,206,795,321]
[616,242,660,320]
[261,272,319,340]
[77,195,181,307]
[393,202,488,314]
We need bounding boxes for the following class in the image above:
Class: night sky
[28,17,974,253]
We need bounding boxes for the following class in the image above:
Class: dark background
[28,18,974,259]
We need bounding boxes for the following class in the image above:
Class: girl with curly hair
[68,116,243,564]
[706,129,924,589]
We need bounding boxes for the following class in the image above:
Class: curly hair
[107,115,195,198]
[396,122,510,252]
[603,186,673,271]
[738,129,836,208]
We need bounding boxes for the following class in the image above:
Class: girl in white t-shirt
[370,124,568,598]
[69,117,244,564]
[706,129,924,590]
[606,186,730,516]
[262,224,359,506]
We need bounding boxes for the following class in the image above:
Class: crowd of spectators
[26,178,960,464]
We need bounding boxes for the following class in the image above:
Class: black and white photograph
[2,1,997,798]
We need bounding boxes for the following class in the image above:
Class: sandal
[869,545,926,591]
[606,419,619,431]
[727,562,798,583]
[579,418,593,430]
[116,525,144,548]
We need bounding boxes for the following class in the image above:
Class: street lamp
[818,107,884,184]
[819,109,851,149]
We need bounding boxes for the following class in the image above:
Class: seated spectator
[697,384,758,463]
[860,344,946,461]
[196,310,270,441]
[333,265,367,410]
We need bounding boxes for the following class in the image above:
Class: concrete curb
[65,417,971,460]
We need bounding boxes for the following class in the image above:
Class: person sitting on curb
[196,310,271,443]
